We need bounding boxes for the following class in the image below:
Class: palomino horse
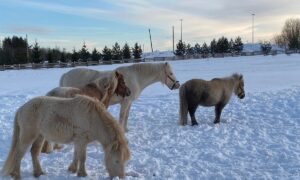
[1,95,130,179]
[60,62,180,131]
[41,71,131,154]
[179,73,245,125]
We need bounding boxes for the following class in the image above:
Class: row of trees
[175,36,244,56]
[274,18,300,50]
[0,37,143,65]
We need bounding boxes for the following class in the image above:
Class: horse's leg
[214,103,226,124]
[30,135,45,177]
[68,146,79,173]
[75,141,88,177]
[123,103,132,132]
[41,140,53,154]
[119,100,132,132]
[11,131,37,180]
[188,104,198,126]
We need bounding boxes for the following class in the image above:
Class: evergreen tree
[122,43,131,59]
[202,42,209,57]
[71,48,79,62]
[31,41,41,63]
[80,43,90,62]
[216,36,229,53]
[186,43,194,55]
[210,39,217,54]
[112,42,122,60]
[233,36,244,53]
[46,48,54,63]
[229,38,234,53]
[51,48,61,63]
[91,48,101,61]
[102,46,112,61]
[132,42,142,59]
[175,40,186,56]
[2,36,28,64]
[60,48,66,62]
[260,41,272,55]
[194,43,202,54]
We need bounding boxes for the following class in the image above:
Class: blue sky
[0,0,299,52]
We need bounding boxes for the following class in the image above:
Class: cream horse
[1,95,131,180]
[60,62,180,131]
[42,71,131,154]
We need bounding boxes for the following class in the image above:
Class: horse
[1,95,131,180]
[179,73,245,125]
[47,71,130,108]
[41,71,131,154]
[59,62,180,131]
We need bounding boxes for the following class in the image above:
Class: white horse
[60,62,180,131]
[1,95,130,179]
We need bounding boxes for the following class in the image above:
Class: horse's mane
[72,95,128,149]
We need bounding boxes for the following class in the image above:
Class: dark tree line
[175,36,243,56]
[0,37,143,65]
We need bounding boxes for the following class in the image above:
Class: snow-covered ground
[0,54,300,179]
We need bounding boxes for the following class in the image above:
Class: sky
[0,0,299,52]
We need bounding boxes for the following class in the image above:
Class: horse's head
[234,74,245,99]
[163,62,180,90]
[105,140,131,179]
[114,71,131,97]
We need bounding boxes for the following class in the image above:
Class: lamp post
[251,13,255,44]
[180,19,183,42]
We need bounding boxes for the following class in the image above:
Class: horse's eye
[170,73,173,75]
[115,160,120,164]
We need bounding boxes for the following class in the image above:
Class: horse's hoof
[10,171,21,180]
[214,121,220,124]
[68,164,78,173]
[33,171,45,177]
[77,171,88,177]
[191,121,198,126]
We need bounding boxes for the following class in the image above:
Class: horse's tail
[179,84,188,125]
[1,111,20,176]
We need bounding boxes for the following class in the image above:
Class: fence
[1,50,299,71]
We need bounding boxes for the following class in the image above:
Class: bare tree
[276,18,300,50]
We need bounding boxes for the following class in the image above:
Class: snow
[1,54,300,179]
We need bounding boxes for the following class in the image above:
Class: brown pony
[179,73,245,125]
[1,95,130,179]
[41,71,131,154]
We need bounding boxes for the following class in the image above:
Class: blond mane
[72,95,129,159]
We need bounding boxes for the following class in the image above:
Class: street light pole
[180,19,183,42]
[252,13,255,44]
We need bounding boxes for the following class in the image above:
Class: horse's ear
[165,62,168,66]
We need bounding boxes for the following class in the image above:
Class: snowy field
[0,54,300,180]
